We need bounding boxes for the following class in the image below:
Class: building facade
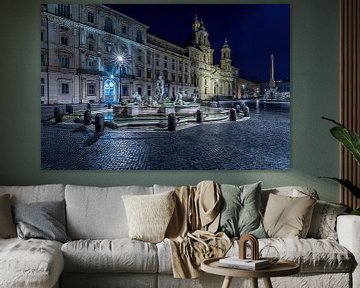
[41,4,239,104]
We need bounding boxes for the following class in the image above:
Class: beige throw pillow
[0,194,17,238]
[263,193,316,238]
[122,191,175,243]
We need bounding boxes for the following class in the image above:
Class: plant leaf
[322,117,360,165]
[318,177,360,198]
[330,127,360,165]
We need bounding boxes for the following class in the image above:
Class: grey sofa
[0,184,359,288]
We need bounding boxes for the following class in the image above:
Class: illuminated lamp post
[215,78,219,107]
[242,83,246,98]
[117,55,124,104]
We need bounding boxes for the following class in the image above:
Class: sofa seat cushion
[229,238,354,273]
[62,239,158,273]
[0,238,64,288]
[157,238,354,274]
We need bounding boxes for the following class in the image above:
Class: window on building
[89,43,94,51]
[137,87,142,95]
[61,36,68,46]
[137,68,142,78]
[88,59,95,70]
[155,71,160,79]
[61,83,69,94]
[59,55,70,68]
[163,71,168,81]
[146,68,152,79]
[122,85,128,96]
[41,53,46,66]
[172,59,175,70]
[147,52,151,64]
[164,56,167,68]
[104,17,113,33]
[88,83,96,95]
[41,78,45,97]
[179,61,182,71]
[137,49,142,61]
[105,63,113,73]
[88,33,94,39]
[172,87,175,97]
[121,25,127,35]
[155,54,159,66]
[179,74,182,83]
[171,73,175,82]
[185,64,188,73]
[57,4,70,19]
[41,31,44,41]
[60,25,69,31]
[87,12,94,23]
[147,85,151,96]
[136,29,143,43]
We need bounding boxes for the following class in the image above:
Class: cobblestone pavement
[41,103,290,170]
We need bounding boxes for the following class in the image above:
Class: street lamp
[215,78,219,107]
[242,84,246,98]
[117,55,124,104]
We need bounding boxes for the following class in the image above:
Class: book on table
[218,257,271,270]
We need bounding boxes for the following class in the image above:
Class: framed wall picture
[41,4,290,170]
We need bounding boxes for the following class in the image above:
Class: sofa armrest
[337,215,360,288]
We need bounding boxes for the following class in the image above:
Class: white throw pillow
[122,191,175,243]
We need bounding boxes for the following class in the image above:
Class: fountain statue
[155,75,165,102]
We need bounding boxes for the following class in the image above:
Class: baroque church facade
[41,4,239,104]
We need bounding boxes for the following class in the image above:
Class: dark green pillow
[12,200,70,243]
[218,182,266,238]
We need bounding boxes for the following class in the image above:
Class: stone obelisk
[269,53,276,89]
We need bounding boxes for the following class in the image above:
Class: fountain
[112,75,200,117]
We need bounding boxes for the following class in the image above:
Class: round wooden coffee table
[201,257,300,288]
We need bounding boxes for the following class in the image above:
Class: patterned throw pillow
[218,182,266,238]
[263,193,316,238]
[122,191,175,243]
[307,200,347,240]
[0,194,16,238]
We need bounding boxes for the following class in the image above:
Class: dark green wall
[0,0,340,202]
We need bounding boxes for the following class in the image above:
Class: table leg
[221,276,233,288]
[251,278,258,288]
[263,277,273,288]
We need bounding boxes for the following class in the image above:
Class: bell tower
[220,38,232,71]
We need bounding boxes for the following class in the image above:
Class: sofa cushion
[0,194,16,238]
[61,239,158,273]
[157,237,353,274]
[307,200,347,240]
[65,185,153,239]
[218,182,266,238]
[122,191,175,243]
[12,200,70,243]
[0,238,64,288]
[261,186,319,212]
[0,184,65,204]
[263,193,316,238]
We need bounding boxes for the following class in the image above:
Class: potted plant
[320,117,360,215]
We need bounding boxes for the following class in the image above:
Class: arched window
[136,29,143,43]
[104,17,113,33]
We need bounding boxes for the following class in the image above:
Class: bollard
[196,109,203,123]
[84,110,92,125]
[168,113,177,131]
[66,104,73,114]
[54,107,63,123]
[95,113,104,133]
[229,108,237,121]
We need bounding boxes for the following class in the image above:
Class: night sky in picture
[105,4,290,83]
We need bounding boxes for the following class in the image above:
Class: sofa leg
[263,277,273,288]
